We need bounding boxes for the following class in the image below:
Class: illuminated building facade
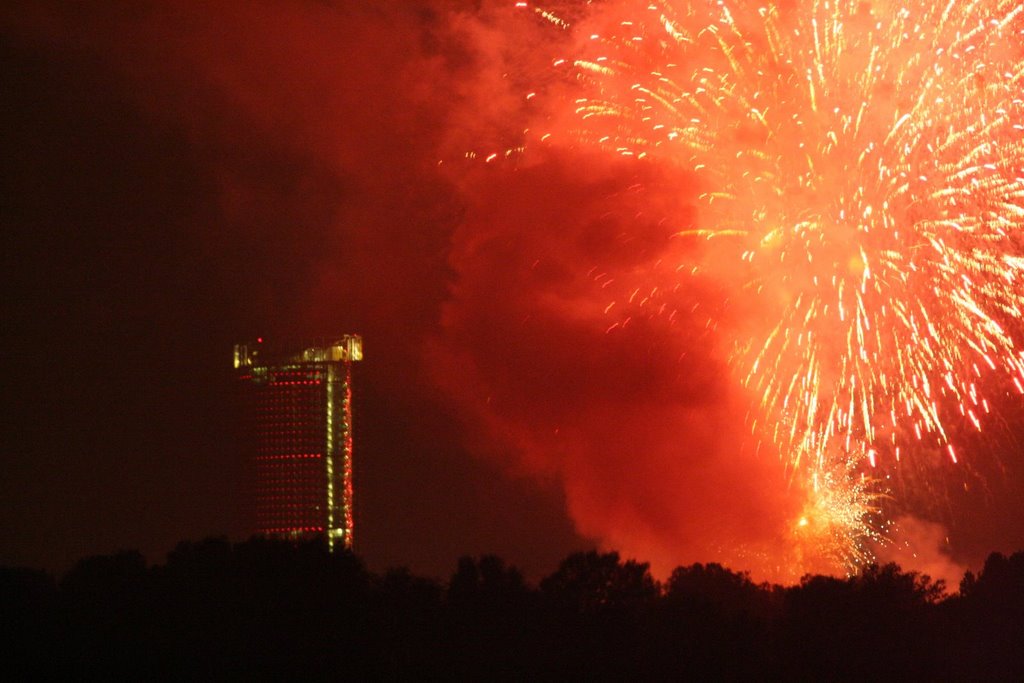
[233,336,363,551]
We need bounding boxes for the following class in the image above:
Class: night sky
[4,0,1024,584]
[1,0,590,579]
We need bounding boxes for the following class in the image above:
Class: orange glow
[532,0,1024,574]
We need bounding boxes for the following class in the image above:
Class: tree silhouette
[371,567,444,678]
[537,551,659,678]
[6,539,1024,678]
[445,555,535,679]
[540,550,658,613]
[950,551,1024,680]
[778,563,944,680]
[0,566,59,678]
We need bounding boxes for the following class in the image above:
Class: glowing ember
[522,0,1024,571]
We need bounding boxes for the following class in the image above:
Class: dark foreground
[2,538,1023,680]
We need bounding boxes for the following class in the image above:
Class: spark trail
[524,0,1024,570]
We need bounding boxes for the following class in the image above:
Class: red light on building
[234,336,363,551]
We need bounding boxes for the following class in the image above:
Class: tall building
[233,336,363,551]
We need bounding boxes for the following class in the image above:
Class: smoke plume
[6,0,1023,580]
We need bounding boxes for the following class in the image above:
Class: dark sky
[4,0,1024,584]
[0,0,592,579]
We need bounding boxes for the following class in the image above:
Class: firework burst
[521,0,1024,571]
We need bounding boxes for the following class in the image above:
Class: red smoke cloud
[427,0,1024,580]
[0,0,883,580]
[7,0,1024,580]
[430,150,819,580]
[417,3,832,581]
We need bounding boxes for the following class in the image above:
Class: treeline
[2,539,1023,680]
